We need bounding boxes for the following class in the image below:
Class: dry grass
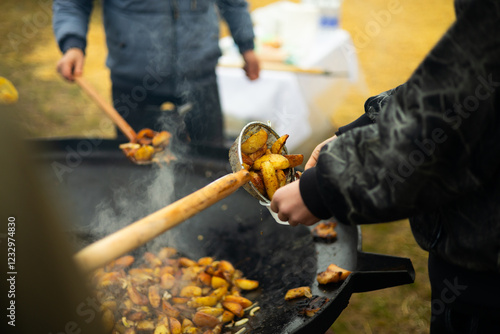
[1,0,456,333]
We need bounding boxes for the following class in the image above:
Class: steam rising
[90,163,182,252]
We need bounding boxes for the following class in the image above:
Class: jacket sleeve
[216,0,255,53]
[52,0,94,54]
[335,85,403,136]
[300,0,500,225]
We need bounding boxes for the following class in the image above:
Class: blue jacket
[53,0,255,92]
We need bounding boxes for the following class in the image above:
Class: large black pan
[32,138,415,334]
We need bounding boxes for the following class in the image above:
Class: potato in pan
[93,248,260,334]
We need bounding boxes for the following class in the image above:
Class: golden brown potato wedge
[285,286,312,300]
[193,311,220,328]
[234,278,259,291]
[152,131,171,148]
[317,263,352,284]
[283,154,304,168]
[222,301,244,318]
[253,154,290,170]
[134,145,155,161]
[210,286,228,301]
[161,300,181,318]
[211,276,229,289]
[179,257,197,267]
[157,247,177,259]
[241,129,268,154]
[188,296,218,308]
[249,171,266,196]
[241,153,254,167]
[127,285,149,306]
[248,145,267,161]
[180,285,202,297]
[271,134,289,154]
[261,160,279,200]
[106,255,135,271]
[223,295,252,309]
[221,310,235,323]
[148,285,161,308]
[198,271,212,286]
[316,270,342,285]
[276,169,287,188]
[160,273,175,289]
[136,320,155,332]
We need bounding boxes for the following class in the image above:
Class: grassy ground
[1,0,456,333]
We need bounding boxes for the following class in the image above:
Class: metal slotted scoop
[229,121,297,225]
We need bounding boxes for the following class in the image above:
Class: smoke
[89,161,184,253]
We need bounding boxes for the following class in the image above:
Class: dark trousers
[111,74,224,145]
[428,253,500,333]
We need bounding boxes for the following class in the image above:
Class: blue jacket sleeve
[216,0,255,53]
[52,0,94,54]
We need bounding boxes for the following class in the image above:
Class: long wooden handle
[74,169,251,273]
[219,61,334,76]
[74,76,137,142]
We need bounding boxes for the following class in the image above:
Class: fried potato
[222,301,244,318]
[283,154,304,168]
[160,273,175,289]
[210,286,228,301]
[241,129,268,154]
[198,307,224,317]
[180,285,202,297]
[234,278,259,291]
[261,160,279,200]
[253,154,290,170]
[276,169,287,188]
[271,134,289,154]
[312,221,338,241]
[106,255,135,271]
[188,296,218,308]
[317,263,352,284]
[127,285,149,306]
[249,171,266,196]
[152,131,171,148]
[96,249,259,334]
[134,145,155,161]
[136,320,155,331]
[221,310,235,323]
[248,145,267,161]
[284,286,312,300]
[223,295,252,309]
[193,311,220,328]
[241,153,254,167]
[148,285,161,308]
[157,247,177,259]
[211,276,229,289]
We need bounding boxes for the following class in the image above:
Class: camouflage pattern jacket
[300,0,500,273]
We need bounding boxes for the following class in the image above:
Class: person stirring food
[53,0,260,145]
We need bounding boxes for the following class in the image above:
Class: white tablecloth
[217,28,359,152]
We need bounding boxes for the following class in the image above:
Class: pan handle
[351,251,416,293]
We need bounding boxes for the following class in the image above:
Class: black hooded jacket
[300,0,500,273]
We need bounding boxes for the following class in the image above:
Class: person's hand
[241,49,260,81]
[270,181,320,227]
[304,135,337,170]
[56,48,85,82]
